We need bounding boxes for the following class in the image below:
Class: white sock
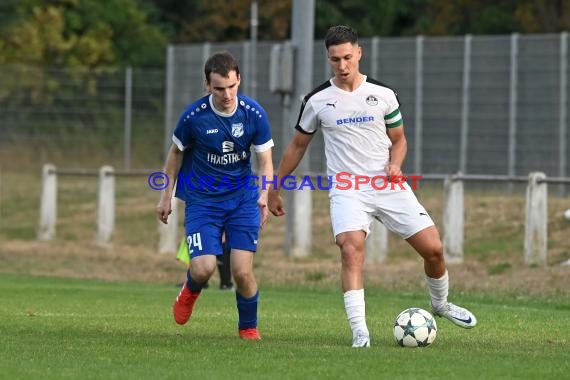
[425,271,449,311]
[343,289,369,337]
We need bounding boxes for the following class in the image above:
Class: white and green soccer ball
[393,307,437,347]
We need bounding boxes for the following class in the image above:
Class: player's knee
[340,247,365,269]
[422,241,444,263]
[190,265,216,283]
[337,236,364,254]
[232,268,254,285]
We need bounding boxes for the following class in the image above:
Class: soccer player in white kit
[268,25,476,348]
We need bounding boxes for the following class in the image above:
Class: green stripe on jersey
[385,108,400,119]
[385,108,403,128]
[386,119,403,128]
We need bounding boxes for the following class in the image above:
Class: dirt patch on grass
[2,171,569,298]
[1,238,568,299]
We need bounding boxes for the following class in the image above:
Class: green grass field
[1,273,568,380]
[1,170,569,379]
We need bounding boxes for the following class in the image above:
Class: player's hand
[385,164,404,183]
[268,191,286,217]
[156,198,172,224]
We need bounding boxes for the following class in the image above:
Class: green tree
[315,0,431,37]
[0,0,166,67]
[412,0,523,35]
[148,0,292,42]
[411,0,570,35]
[514,0,570,33]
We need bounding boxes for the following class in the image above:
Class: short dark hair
[324,25,359,49]
[204,51,240,82]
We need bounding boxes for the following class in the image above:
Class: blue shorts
[184,190,260,258]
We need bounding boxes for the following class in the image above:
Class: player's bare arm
[385,125,408,182]
[156,144,184,224]
[268,131,313,216]
[256,149,273,229]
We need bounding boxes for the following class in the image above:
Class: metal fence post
[289,0,315,257]
[524,172,547,266]
[370,36,380,79]
[38,163,57,241]
[414,35,424,175]
[508,33,519,191]
[459,35,472,174]
[443,175,464,263]
[366,219,388,262]
[163,45,175,160]
[96,165,115,247]
[559,32,568,196]
[123,66,132,171]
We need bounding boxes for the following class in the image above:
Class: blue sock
[236,290,259,329]
[186,270,205,293]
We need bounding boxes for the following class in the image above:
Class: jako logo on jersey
[232,123,244,138]
[222,141,234,153]
[336,116,375,125]
[206,129,219,134]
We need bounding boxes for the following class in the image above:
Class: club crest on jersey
[231,123,244,138]
[366,95,378,106]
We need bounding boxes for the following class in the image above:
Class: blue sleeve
[172,110,192,151]
[252,106,272,146]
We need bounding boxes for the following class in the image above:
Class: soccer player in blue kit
[156,51,274,340]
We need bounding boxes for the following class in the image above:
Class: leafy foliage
[148,0,292,42]
[0,0,166,67]
[315,0,432,37]
[1,0,569,67]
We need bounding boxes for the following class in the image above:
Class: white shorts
[329,182,434,240]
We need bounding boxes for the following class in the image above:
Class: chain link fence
[1,33,568,183]
[166,33,569,183]
[0,65,165,171]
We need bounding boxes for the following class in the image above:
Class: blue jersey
[173,94,273,203]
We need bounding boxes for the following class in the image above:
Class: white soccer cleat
[432,302,477,329]
[352,331,371,348]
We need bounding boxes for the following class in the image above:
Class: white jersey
[296,76,403,182]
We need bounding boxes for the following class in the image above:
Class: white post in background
[366,219,388,262]
[524,172,547,266]
[96,166,115,247]
[158,195,179,254]
[38,163,57,241]
[443,176,464,263]
[289,0,315,257]
[293,186,312,257]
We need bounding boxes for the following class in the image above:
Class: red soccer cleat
[238,327,261,340]
[173,283,200,325]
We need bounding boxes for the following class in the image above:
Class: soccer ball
[393,307,437,347]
